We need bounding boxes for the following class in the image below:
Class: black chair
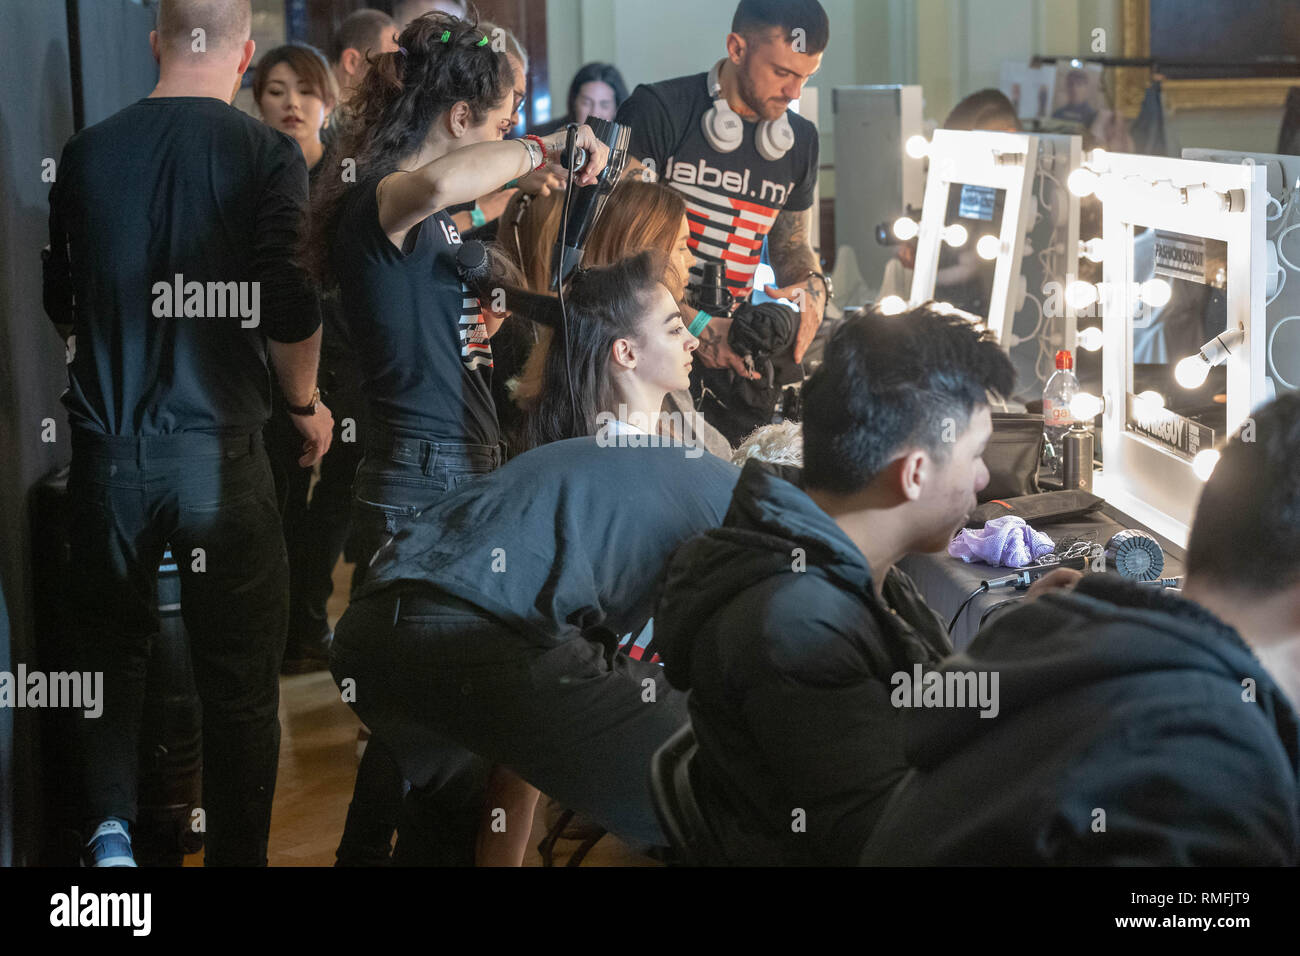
[648,722,726,866]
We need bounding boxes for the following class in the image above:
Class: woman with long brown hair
[500,179,733,457]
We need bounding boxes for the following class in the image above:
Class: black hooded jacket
[861,574,1300,865]
[656,460,952,865]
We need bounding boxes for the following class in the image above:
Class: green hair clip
[439,30,451,43]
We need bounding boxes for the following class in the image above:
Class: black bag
[978,413,1044,503]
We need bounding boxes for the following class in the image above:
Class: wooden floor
[184,558,655,867]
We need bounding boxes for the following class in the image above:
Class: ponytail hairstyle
[508,181,689,410]
[303,5,519,288]
[522,250,670,450]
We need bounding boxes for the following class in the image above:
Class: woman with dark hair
[500,179,732,457]
[522,249,699,450]
[254,43,337,170]
[306,8,607,866]
[253,44,356,672]
[530,61,629,137]
[303,9,606,578]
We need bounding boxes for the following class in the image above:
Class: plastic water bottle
[1042,350,1078,476]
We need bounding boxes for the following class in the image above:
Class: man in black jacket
[862,392,1300,866]
[656,305,1042,865]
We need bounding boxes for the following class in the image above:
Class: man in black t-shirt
[43,0,329,867]
[615,0,831,440]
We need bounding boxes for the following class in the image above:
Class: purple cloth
[948,515,1055,568]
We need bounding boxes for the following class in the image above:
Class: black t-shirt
[44,97,321,436]
[355,438,740,644]
[615,72,819,299]
[332,173,497,445]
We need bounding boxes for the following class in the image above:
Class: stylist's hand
[543,125,609,187]
[517,164,566,197]
[693,315,762,381]
[1024,568,1083,600]
[764,276,827,364]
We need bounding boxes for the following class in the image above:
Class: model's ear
[149,30,161,64]
[610,337,636,371]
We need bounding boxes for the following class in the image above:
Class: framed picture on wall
[1118,0,1300,115]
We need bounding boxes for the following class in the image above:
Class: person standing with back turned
[43,0,332,866]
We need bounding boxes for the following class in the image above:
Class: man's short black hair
[1187,391,1300,594]
[731,0,829,54]
[801,304,1016,494]
[329,8,395,64]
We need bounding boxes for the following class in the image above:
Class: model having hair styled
[521,250,698,450]
[500,179,733,456]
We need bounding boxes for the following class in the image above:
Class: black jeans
[333,587,689,849]
[65,429,287,866]
[337,434,503,864]
[348,434,505,590]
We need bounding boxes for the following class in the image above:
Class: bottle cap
[1055,350,1074,370]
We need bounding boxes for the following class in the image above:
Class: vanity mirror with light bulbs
[1086,152,1268,547]
[907,130,1040,346]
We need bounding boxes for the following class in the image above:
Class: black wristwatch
[807,270,833,302]
[286,386,321,416]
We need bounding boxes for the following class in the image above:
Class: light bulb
[1136,390,1166,410]
[942,223,968,248]
[976,235,1001,260]
[1070,392,1104,421]
[1175,353,1210,389]
[1077,325,1104,352]
[1139,278,1172,307]
[1065,280,1099,309]
[1192,448,1220,482]
[892,216,919,241]
[905,135,929,159]
[877,295,908,316]
[1088,147,1108,171]
[1079,238,1104,263]
[1067,168,1097,197]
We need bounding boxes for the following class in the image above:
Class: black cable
[554,125,580,439]
[948,582,989,634]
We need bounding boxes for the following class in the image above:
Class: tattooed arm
[764,206,827,363]
[693,315,762,380]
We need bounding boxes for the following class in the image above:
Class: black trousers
[332,587,688,849]
[65,429,287,866]
[335,435,504,864]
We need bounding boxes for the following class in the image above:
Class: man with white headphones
[616,0,830,367]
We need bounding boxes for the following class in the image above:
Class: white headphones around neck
[701,59,795,162]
